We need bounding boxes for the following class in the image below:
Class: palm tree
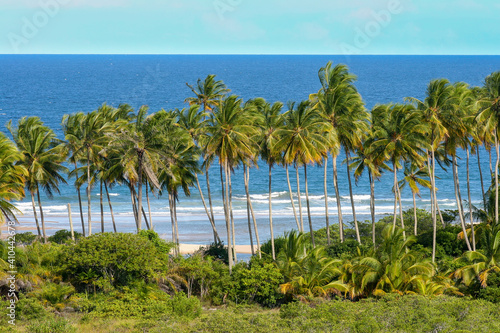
[370,104,427,241]
[0,132,27,229]
[311,61,368,244]
[204,95,259,272]
[477,71,500,226]
[7,117,67,242]
[276,101,330,248]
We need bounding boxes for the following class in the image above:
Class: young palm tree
[276,101,330,248]
[204,95,259,271]
[7,117,67,242]
[0,132,27,229]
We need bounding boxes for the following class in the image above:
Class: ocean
[1,55,500,245]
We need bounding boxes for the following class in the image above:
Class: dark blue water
[1,55,499,244]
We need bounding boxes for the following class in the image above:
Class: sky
[0,0,498,54]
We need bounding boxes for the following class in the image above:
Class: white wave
[341,194,371,201]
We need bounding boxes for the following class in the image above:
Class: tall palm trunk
[206,164,216,233]
[397,183,406,240]
[268,164,275,259]
[137,157,143,231]
[228,166,237,263]
[243,165,254,256]
[173,195,180,250]
[477,146,486,208]
[346,150,360,243]
[104,182,117,233]
[195,173,220,243]
[245,165,261,258]
[427,152,445,228]
[30,191,41,237]
[412,190,418,236]
[296,164,304,232]
[393,162,398,227]
[466,148,476,251]
[304,164,315,248]
[146,179,153,230]
[100,179,104,233]
[221,164,233,273]
[369,172,376,245]
[455,156,465,222]
[453,155,472,251]
[495,132,499,225]
[431,149,438,263]
[74,165,85,237]
[168,193,177,256]
[286,164,300,230]
[333,155,344,242]
[130,187,138,228]
[36,188,47,242]
[489,147,493,182]
[87,149,92,236]
[323,157,330,245]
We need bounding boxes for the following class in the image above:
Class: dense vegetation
[1,62,500,331]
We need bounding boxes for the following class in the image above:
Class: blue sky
[1,0,498,54]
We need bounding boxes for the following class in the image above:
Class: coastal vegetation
[1,63,500,331]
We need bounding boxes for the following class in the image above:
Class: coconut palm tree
[276,101,330,248]
[311,61,368,244]
[204,95,259,272]
[0,132,27,229]
[7,117,67,242]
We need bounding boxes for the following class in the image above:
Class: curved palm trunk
[228,167,237,263]
[104,182,117,233]
[206,164,216,233]
[333,155,344,242]
[346,150,360,244]
[295,164,304,232]
[87,149,92,236]
[130,187,138,229]
[489,147,493,182]
[397,183,406,240]
[477,147,487,209]
[453,155,472,251]
[221,164,233,273]
[245,166,261,258]
[173,195,180,250]
[268,164,275,260]
[430,149,438,263]
[30,191,41,237]
[168,193,177,256]
[36,188,47,242]
[323,158,330,245]
[412,191,418,236]
[436,197,446,227]
[100,179,104,233]
[369,172,376,245]
[74,165,85,237]
[467,148,476,251]
[427,152,445,228]
[146,179,153,230]
[392,162,398,227]
[495,132,499,225]
[455,157,465,222]
[304,164,315,248]
[243,165,254,256]
[195,173,220,243]
[286,164,300,230]
[137,157,143,232]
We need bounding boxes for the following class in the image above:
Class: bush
[27,318,76,333]
[15,232,37,245]
[13,296,49,321]
[30,282,75,309]
[138,230,174,255]
[59,233,167,290]
[48,230,83,244]
[417,225,467,258]
[201,242,228,264]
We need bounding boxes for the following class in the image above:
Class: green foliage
[30,282,75,308]
[260,235,287,258]
[326,239,369,260]
[417,225,467,258]
[14,296,49,321]
[27,318,76,333]
[59,233,166,290]
[201,241,229,264]
[138,230,174,254]
[15,232,37,245]
[48,230,83,244]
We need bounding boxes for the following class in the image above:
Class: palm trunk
[453,155,472,251]
[228,166,237,263]
[393,162,398,227]
[195,173,220,243]
[467,148,476,251]
[104,182,117,233]
[456,157,465,222]
[268,164,275,260]
[478,146,486,209]
[346,150,360,243]
[100,179,104,233]
[333,155,344,242]
[130,187,139,229]
[245,166,261,258]
[243,165,255,256]
[132,187,150,230]
[304,164,315,248]
[169,193,177,256]
[36,188,47,242]
[397,183,406,240]
[431,149,438,263]
[427,152,445,228]
[295,164,304,232]
[369,172,376,246]
[495,132,499,225]
[412,191,418,236]
[87,149,92,236]
[436,196,446,227]
[174,195,180,250]
[146,179,153,230]
[221,164,233,273]
[30,191,41,237]
[137,158,143,231]
[206,164,216,233]
[74,165,85,237]
[324,157,330,245]
[489,147,493,182]
[286,164,300,230]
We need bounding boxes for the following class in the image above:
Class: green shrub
[201,242,228,264]
[15,232,37,245]
[48,230,83,244]
[27,318,76,333]
[59,233,167,290]
[10,296,48,321]
[138,230,174,254]
[31,282,75,308]
[170,292,201,319]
